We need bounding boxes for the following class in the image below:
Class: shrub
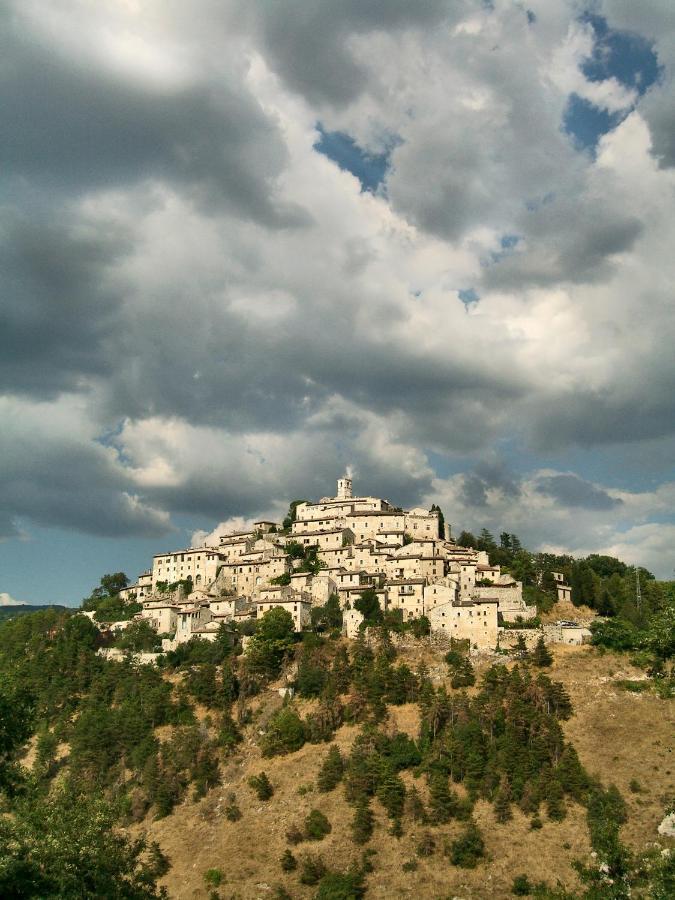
[261,706,306,757]
[416,833,435,857]
[315,871,366,899]
[304,809,332,841]
[530,815,543,830]
[402,859,418,872]
[512,874,532,895]
[317,744,345,792]
[286,824,304,845]
[204,868,222,887]
[248,772,274,801]
[280,849,297,872]
[448,822,485,868]
[299,854,327,885]
[224,792,242,822]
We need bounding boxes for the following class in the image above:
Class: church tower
[336,475,353,500]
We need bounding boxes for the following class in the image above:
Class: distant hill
[0,604,69,624]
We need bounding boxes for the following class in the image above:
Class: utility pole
[635,566,642,610]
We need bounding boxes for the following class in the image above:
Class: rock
[657,813,675,837]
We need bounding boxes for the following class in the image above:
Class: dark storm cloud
[459,462,522,508]
[0,404,171,539]
[0,214,127,398]
[482,194,643,289]
[239,0,458,107]
[535,473,622,510]
[0,11,291,224]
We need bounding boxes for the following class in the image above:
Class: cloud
[0,0,673,585]
[534,473,622,511]
[0,592,24,606]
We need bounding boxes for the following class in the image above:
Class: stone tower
[336,475,353,500]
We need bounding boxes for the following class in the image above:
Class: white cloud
[0,592,24,606]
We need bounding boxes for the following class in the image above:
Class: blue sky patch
[581,13,661,96]
[313,125,395,193]
[459,288,479,308]
[563,93,625,153]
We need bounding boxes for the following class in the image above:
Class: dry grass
[129,645,674,899]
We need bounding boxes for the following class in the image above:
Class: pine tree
[493,775,512,823]
[351,799,374,845]
[280,849,297,872]
[532,636,553,667]
[545,777,566,821]
[248,771,274,801]
[317,745,344,792]
[515,634,529,660]
[428,771,454,824]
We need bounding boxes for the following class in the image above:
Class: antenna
[635,566,642,610]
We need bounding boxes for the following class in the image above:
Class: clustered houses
[120,476,536,651]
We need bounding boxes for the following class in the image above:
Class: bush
[248,772,274,801]
[204,868,223,887]
[315,871,366,899]
[304,809,332,841]
[224,792,242,822]
[280,849,297,872]
[299,854,327,885]
[448,822,485,868]
[512,874,532,895]
[286,824,304,845]
[401,859,418,872]
[416,833,435,857]
[261,706,306,757]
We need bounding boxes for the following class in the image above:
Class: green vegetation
[249,771,274,801]
[304,808,332,841]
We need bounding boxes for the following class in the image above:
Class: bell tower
[336,475,353,500]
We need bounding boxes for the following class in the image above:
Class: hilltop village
[104,476,584,653]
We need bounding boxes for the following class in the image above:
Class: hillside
[134,643,674,899]
[0,604,68,624]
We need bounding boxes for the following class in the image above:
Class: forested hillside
[0,543,673,898]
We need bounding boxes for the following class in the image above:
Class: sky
[1,0,675,606]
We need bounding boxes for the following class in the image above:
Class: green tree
[0,784,167,898]
[246,608,295,678]
[116,620,161,652]
[531,636,553,667]
[304,809,332,841]
[448,821,485,868]
[317,745,344,792]
[354,589,383,626]
[261,706,306,757]
[249,772,274,801]
[350,799,374,845]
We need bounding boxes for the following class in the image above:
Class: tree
[0,676,33,791]
[311,593,343,631]
[431,504,445,539]
[532,636,552,667]
[261,706,306,757]
[246,608,295,678]
[116,620,161,653]
[351,799,374,845]
[448,821,485,867]
[304,809,332,841]
[249,772,274,801]
[354,589,383,626]
[317,745,344,792]
[282,500,307,532]
[458,531,477,549]
[0,784,167,898]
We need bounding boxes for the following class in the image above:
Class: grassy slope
[133,645,674,899]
